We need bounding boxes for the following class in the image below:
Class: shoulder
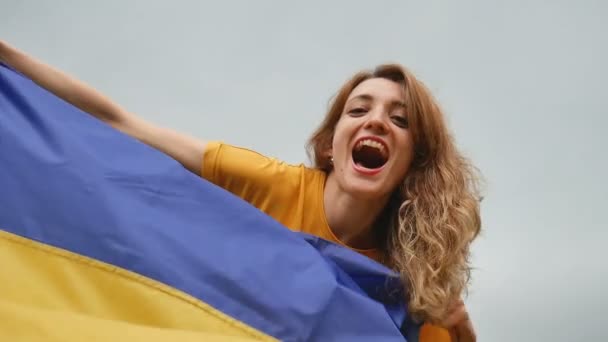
[201,140,322,193]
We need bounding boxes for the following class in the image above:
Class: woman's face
[329,77,414,200]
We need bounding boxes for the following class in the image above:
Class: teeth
[356,139,387,156]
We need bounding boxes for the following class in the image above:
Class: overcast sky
[2,1,607,340]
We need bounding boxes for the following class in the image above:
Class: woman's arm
[0,40,207,175]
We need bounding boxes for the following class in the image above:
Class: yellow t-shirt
[201,141,451,342]
[201,141,380,260]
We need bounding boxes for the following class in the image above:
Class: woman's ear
[322,146,334,169]
[326,138,334,158]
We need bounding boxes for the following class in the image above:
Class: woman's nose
[364,110,389,134]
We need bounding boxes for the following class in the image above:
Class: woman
[0,40,480,341]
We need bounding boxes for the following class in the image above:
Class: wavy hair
[306,64,482,323]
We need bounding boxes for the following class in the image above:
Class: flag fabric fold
[0,63,419,341]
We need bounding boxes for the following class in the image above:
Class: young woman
[0,40,481,342]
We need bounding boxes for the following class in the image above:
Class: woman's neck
[323,172,390,250]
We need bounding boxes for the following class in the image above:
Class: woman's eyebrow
[347,94,374,103]
[393,101,406,111]
[349,94,405,107]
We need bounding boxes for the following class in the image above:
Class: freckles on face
[329,78,415,197]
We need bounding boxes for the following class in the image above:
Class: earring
[329,156,334,165]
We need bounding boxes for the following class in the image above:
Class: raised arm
[0,40,207,175]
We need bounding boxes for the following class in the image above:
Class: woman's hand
[442,299,476,342]
[0,40,9,61]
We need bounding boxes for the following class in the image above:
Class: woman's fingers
[455,317,476,342]
[442,300,467,328]
[442,299,476,342]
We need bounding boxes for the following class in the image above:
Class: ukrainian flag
[0,63,419,341]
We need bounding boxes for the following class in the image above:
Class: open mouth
[352,138,389,170]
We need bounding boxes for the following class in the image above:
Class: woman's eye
[348,108,367,116]
[391,116,409,128]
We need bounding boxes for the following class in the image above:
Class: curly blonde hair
[307,64,482,323]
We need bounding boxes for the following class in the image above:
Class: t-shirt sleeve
[201,141,303,211]
[419,324,451,342]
